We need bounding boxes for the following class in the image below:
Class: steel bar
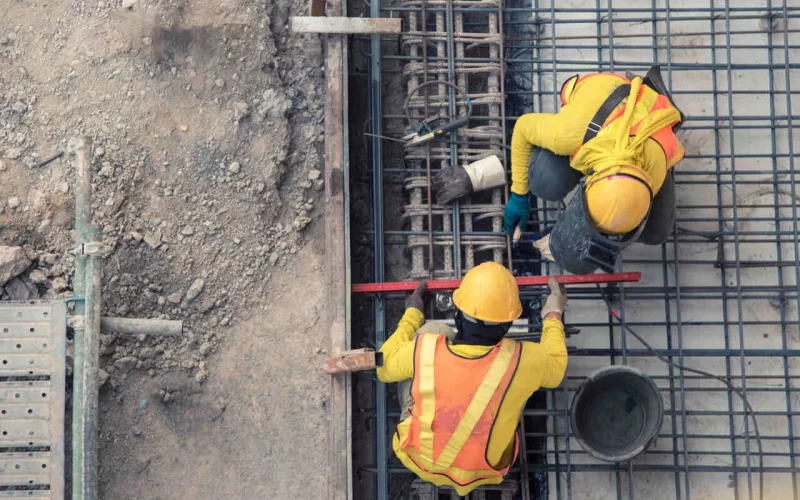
[368,0,388,495]
[100,317,183,336]
[368,463,800,474]
[352,272,641,293]
[422,0,435,278]
[779,1,800,496]
[444,0,461,279]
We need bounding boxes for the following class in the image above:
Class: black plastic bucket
[571,365,663,462]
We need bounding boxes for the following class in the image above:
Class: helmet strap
[453,310,512,346]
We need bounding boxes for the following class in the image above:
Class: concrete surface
[522,0,800,498]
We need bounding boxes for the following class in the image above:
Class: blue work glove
[504,192,530,235]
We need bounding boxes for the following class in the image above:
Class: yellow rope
[572,77,681,188]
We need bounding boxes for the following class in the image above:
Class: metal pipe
[100,317,183,336]
[69,135,92,500]
[77,242,102,500]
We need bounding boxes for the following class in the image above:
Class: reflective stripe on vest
[569,75,684,170]
[402,334,521,487]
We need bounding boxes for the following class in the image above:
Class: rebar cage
[354,0,800,498]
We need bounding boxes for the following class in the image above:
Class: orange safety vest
[560,73,684,170]
[399,333,522,489]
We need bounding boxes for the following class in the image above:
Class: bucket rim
[570,364,664,463]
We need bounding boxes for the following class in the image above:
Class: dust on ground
[1,0,331,496]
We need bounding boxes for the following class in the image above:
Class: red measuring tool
[352,272,641,294]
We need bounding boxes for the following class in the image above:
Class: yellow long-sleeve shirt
[377,308,568,492]
[510,74,673,196]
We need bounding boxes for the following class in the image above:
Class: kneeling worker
[377,262,568,495]
[504,67,685,274]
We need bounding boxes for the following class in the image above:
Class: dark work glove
[404,280,427,311]
[432,166,473,205]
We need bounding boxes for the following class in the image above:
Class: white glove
[533,234,555,262]
[463,155,506,192]
[541,277,567,318]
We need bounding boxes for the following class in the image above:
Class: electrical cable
[403,80,473,125]
[597,285,764,500]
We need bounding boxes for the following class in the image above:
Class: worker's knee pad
[549,189,646,274]
[527,148,582,202]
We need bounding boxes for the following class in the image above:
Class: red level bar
[352,272,641,294]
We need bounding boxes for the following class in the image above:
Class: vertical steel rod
[445,0,462,278]
[779,0,800,493]
[722,1,755,496]
[369,0,388,495]
[766,2,798,497]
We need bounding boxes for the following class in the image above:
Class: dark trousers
[528,147,676,245]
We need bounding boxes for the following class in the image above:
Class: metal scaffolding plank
[0,302,66,500]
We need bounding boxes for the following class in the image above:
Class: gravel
[0,246,31,286]
[185,279,205,302]
[114,356,138,372]
[144,230,162,249]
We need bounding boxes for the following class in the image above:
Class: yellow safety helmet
[584,166,654,235]
[452,262,522,323]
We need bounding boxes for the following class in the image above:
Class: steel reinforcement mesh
[357,0,800,499]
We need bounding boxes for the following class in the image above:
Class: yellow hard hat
[452,262,522,323]
[584,166,653,235]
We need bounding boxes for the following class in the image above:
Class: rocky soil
[2,0,333,496]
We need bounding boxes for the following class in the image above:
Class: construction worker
[503,67,685,274]
[377,262,568,495]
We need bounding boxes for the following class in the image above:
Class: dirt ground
[1,0,331,497]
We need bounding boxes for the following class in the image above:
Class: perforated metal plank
[0,302,66,500]
[0,493,52,500]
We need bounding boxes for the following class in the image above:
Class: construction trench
[323,0,800,499]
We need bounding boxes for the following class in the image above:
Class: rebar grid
[360,0,800,498]
[401,0,510,279]
[502,0,800,499]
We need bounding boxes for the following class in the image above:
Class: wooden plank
[324,349,379,374]
[309,0,325,16]
[323,0,351,498]
[291,16,402,34]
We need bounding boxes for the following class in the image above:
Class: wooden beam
[309,0,325,16]
[324,349,382,374]
[323,0,352,497]
[290,16,402,34]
